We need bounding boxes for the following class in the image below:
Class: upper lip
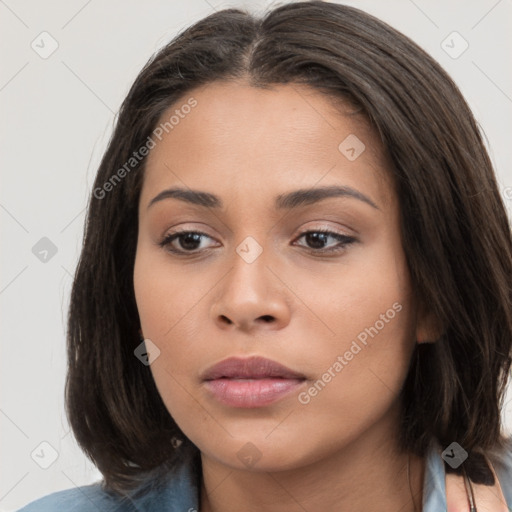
[202,356,306,380]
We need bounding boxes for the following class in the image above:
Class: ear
[415,302,444,344]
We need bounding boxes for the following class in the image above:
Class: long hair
[66,1,512,493]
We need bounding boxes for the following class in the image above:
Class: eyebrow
[147,185,379,211]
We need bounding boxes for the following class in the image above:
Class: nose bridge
[211,233,291,331]
[225,235,272,305]
[222,197,271,277]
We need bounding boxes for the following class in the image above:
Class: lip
[202,356,306,380]
[202,356,306,408]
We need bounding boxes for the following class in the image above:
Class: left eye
[293,230,356,253]
[159,229,356,255]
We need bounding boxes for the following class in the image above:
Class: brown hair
[66,0,512,494]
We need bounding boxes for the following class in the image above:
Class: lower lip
[204,378,305,408]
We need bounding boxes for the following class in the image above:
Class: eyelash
[158,228,357,256]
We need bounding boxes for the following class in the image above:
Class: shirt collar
[155,441,512,511]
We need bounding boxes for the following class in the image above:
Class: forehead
[141,81,394,212]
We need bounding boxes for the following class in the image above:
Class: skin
[133,81,437,511]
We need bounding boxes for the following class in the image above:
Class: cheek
[133,248,204,433]
[291,235,415,414]
[133,240,209,342]
[285,281,414,465]
[133,242,217,404]
[289,228,413,357]
[302,299,414,405]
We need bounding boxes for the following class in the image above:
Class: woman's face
[134,81,425,471]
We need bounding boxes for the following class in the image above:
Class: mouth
[201,356,307,408]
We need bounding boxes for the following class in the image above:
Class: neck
[199,421,425,512]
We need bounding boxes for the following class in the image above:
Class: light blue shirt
[18,443,512,511]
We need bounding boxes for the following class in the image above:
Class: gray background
[1,0,511,510]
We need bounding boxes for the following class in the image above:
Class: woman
[19,2,512,510]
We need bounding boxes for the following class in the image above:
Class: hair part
[66,1,512,493]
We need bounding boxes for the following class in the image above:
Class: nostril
[220,315,232,325]
[259,315,274,323]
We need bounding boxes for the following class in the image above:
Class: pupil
[307,233,327,249]
[181,233,201,250]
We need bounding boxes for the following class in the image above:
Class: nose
[210,247,292,333]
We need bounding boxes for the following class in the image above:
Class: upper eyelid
[162,218,356,235]
[153,208,363,238]
[162,226,350,238]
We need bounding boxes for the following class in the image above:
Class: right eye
[159,230,219,255]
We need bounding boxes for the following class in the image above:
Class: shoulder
[490,438,512,505]
[16,482,127,512]
[17,455,200,512]
[422,439,512,511]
